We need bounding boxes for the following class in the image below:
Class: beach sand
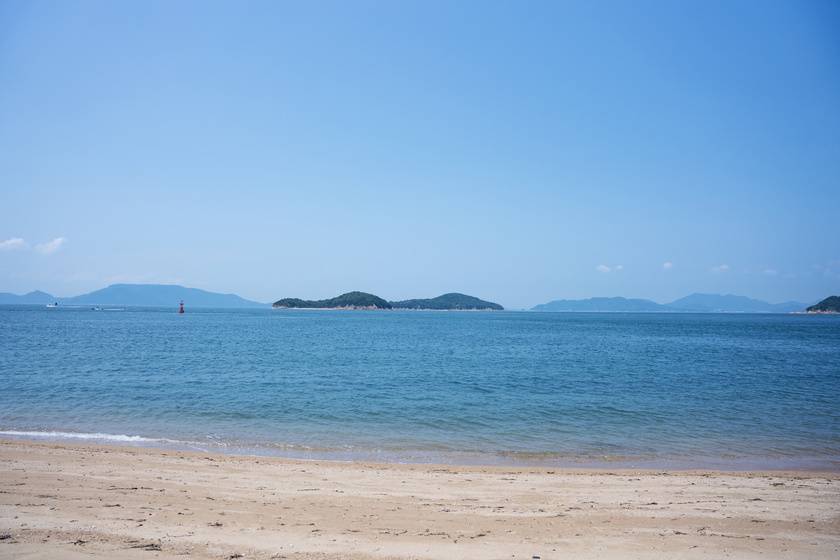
[1,439,838,559]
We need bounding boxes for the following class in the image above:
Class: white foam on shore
[0,430,161,444]
[3,430,838,471]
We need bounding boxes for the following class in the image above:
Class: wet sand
[1,439,838,559]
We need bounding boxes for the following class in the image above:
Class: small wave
[0,429,161,444]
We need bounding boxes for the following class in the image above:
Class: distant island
[665,293,807,313]
[0,284,267,308]
[532,293,812,313]
[805,296,840,314]
[390,293,504,311]
[272,291,392,310]
[532,297,670,313]
[271,291,504,311]
[0,284,829,314]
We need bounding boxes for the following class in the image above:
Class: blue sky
[1,0,838,309]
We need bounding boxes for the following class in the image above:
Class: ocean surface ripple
[1,305,838,470]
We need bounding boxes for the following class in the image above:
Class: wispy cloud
[35,237,66,255]
[663,262,673,270]
[763,269,778,276]
[803,261,840,279]
[0,237,29,250]
[596,264,623,274]
[711,264,729,274]
[1,236,67,255]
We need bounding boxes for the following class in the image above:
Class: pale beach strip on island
[1,439,838,560]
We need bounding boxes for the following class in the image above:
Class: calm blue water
[2,305,839,470]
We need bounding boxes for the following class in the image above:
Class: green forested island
[390,293,504,310]
[272,291,392,310]
[805,296,840,313]
[271,291,504,310]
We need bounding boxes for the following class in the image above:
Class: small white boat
[46,303,58,307]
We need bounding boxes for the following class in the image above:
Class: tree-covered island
[271,291,504,310]
[390,293,504,311]
[272,291,392,310]
[805,296,840,314]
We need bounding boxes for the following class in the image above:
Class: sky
[1,0,838,309]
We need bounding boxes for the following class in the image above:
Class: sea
[2,304,839,471]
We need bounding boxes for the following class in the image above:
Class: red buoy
[179,300,184,313]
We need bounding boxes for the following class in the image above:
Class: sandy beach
[1,439,838,560]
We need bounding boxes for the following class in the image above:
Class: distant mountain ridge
[665,293,807,313]
[0,285,821,313]
[0,290,57,304]
[533,293,812,313]
[532,297,669,312]
[0,284,267,308]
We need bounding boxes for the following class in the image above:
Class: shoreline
[2,438,838,559]
[3,431,838,473]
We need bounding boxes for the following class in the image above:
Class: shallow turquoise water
[1,305,838,469]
